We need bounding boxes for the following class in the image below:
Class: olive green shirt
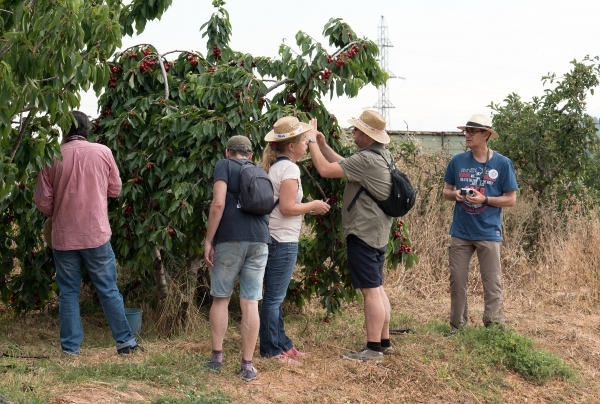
[339,144,393,249]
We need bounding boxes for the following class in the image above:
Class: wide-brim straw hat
[264,116,312,142]
[347,110,390,144]
[457,114,499,139]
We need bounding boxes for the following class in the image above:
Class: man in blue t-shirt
[204,136,270,381]
[442,114,518,335]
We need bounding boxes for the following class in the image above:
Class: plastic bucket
[124,308,143,335]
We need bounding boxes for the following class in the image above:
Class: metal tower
[373,16,396,130]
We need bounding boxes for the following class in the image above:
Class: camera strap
[479,147,490,187]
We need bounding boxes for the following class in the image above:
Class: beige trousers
[448,237,505,330]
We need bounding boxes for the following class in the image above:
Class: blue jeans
[259,237,298,357]
[54,241,136,354]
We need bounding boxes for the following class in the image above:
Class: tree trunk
[153,247,168,300]
[180,254,202,328]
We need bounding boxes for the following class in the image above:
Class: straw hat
[457,114,499,139]
[264,116,312,142]
[347,110,390,144]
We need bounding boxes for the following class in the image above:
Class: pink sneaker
[275,352,301,366]
[286,347,309,358]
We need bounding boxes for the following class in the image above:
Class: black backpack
[347,148,417,217]
[229,159,277,215]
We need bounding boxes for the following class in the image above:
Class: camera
[460,188,475,197]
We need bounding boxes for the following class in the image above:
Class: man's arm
[203,180,227,268]
[443,183,464,202]
[443,183,517,207]
[33,168,54,217]
[308,132,346,179]
[107,152,122,198]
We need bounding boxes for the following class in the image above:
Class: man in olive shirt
[308,110,393,361]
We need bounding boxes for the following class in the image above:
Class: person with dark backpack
[308,109,398,361]
[204,135,270,382]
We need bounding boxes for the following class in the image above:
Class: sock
[241,358,253,371]
[211,350,223,363]
[366,341,381,352]
[381,339,391,348]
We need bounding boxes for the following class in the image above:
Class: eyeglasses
[462,128,485,136]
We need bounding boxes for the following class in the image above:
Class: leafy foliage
[0,0,417,315]
[460,326,574,382]
[490,56,600,206]
[90,2,417,314]
[0,0,173,312]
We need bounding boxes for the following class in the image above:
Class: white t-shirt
[268,159,303,242]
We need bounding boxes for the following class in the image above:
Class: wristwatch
[308,138,317,144]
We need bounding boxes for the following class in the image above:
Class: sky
[80,0,600,132]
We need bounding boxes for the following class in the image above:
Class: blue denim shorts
[346,234,386,288]
[210,241,268,300]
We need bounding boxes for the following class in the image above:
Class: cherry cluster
[212,45,222,60]
[320,69,332,83]
[186,52,199,67]
[124,206,134,217]
[257,98,266,107]
[140,57,159,73]
[343,45,360,59]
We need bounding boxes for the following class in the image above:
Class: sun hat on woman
[264,116,312,142]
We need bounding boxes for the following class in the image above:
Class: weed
[460,326,575,382]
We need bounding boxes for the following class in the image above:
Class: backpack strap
[346,148,393,212]
[226,158,252,201]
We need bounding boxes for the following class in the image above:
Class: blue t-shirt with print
[443,150,518,241]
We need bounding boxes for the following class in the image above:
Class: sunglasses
[462,128,485,135]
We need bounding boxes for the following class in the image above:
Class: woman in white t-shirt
[259,116,330,365]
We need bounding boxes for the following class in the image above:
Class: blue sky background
[80,0,600,132]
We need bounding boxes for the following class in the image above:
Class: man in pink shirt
[34,111,142,356]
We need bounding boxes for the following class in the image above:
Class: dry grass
[2,151,600,403]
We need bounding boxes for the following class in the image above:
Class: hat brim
[457,125,499,139]
[348,118,390,144]
[264,122,312,142]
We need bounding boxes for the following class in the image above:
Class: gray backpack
[229,159,277,215]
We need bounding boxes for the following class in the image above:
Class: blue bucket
[124,308,143,335]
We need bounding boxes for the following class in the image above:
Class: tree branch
[0,43,12,59]
[9,109,36,162]
[266,78,294,93]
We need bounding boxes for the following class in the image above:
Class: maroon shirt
[34,140,122,250]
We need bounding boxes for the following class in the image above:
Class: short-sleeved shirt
[268,158,303,242]
[212,158,270,245]
[444,150,518,241]
[339,143,393,249]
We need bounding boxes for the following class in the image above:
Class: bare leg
[361,287,385,342]
[239,298,260,361]
[380,287,391,340]
[209,296,230,351]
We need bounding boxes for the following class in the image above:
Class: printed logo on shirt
[458,166,500,214]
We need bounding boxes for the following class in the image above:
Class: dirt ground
[6,290,594,404]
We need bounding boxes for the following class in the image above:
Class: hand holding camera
[460,188,475,197]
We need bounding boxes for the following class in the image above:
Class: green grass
[452,324,575,383]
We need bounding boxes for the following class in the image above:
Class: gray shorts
[210,241,268,300]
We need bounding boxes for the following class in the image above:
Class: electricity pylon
[372,16,401,130]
